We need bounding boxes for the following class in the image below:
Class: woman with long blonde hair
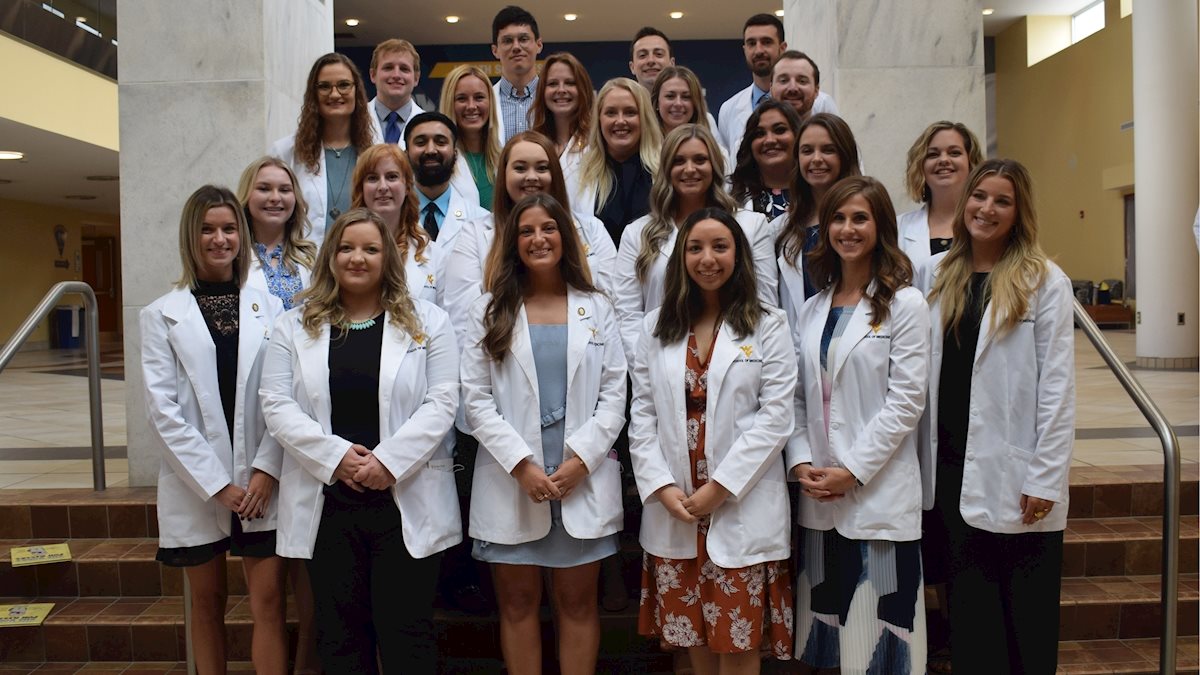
[261,208,460,674]
[270,52,376,244]
[613,123,776,362]
[440,64,502,210]
[923,159,1074,674]
[577,78,663,245]
[236,157,317,310]
[351,143,442,305]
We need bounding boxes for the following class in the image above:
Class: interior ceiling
[0,117,119,216]
[331,0,1100,46]
[0,0,1099,218]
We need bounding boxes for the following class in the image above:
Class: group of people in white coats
[141,17,1076,674]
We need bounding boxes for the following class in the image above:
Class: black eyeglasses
[316,80,355,96]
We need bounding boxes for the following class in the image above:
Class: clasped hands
[792,463,858,502]
[214,469,277,520]
[655,482,730,523]
[512,456,589,504]
[334,444,396,492]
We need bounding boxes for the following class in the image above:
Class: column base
[1134,356,1200,371]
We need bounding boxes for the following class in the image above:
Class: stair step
[1058,574,1199,641]
[1056,637,1200,673]
[1063,515,1199,576]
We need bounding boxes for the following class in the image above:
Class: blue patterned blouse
[254,242,305,310]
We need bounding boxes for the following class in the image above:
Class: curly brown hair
[293,53,375,175]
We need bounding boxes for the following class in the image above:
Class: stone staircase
[0,463,1195,674]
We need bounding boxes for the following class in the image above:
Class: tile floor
[0,330,1196,490]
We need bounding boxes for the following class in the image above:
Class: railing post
[0,281,106,490]
[1072,300,1179,673]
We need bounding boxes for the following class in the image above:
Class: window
[1072,1,1105,44]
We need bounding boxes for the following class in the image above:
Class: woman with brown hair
[271,52,377,245]
[462,193,627,675]
[788,176,930,674]
[531,52,595,209]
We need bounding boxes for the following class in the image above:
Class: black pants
[307,491,441,674]
[931,463,1064,675]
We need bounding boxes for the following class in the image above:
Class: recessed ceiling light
[669,11,683,19]
[982,8,994,15]
[85,175,119,182]
[0,151,24,161]
[564,13,577,21]
[64,195,97,200]
[344,18,360,27]
[446,15,460,23]
[774,9,784,17]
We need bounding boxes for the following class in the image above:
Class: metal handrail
[0,282,106,490]
[1073,300,1179,674]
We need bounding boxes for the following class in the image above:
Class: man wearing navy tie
[368,39,424,148]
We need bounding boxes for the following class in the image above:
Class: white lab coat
[403,238,444,307]
[367,97,424,149]
[923,261,1076,533]
[462,289,627,544]
[613,210,778,362]
[141,287,284,548]
[443,211,618,350]
[427,185,491,284]
[246,255,313,310]
[450,153,484,212]
[764,213,807,331]
[786,285,930,541]
[717,84,838,160]
[898,205,937,289]
[629,307,796,569]
[260,301,462,559]
[560,144,588,214]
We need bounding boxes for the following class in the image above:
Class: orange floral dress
[637,332,794,658]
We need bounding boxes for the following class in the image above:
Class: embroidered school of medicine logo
[872,323,882,333]
[426,274,435,285]
[739,345,754,358]
[583,243,590,254]
[413,333,426,345]
[589,326,600,339]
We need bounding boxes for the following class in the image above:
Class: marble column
[1131,0,1199,369]
[782,0,986,214]
[118,0,333,486]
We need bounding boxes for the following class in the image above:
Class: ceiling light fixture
[344,18,360,27]
[774,9,784,17]
[669,11,683,19]
[0,151,24,161]
[76,16,87,22]
[41,3,65,19]
[564,13,577,21]
[446,15,460,23]
[982,8,994,15]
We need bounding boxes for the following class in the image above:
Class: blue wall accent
[341,38,747,122]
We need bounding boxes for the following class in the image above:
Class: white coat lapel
[235,293,268,395]
[803,290,834,383]
[829,295,873,384]
[779,255,805,311]
[565,289,591,393]
[294,318,332,429]
[378,314,412,433]
[975,299,999,362]
[441,188,469,243]
[163,290,217,399]
[705,321,740,406]
[511,305,540,397]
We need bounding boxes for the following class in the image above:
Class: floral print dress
[638,331,794,658]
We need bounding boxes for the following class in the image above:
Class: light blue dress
[473,323,619,567]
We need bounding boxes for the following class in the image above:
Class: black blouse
[327,313,387,501]
[936,272,990,466]
[595,154,652,246]
[192,279,239,442]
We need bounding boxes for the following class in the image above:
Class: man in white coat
[405,112,489,281]
[368,39,424,148]
[491,5,543,145]
[717,14,840,155]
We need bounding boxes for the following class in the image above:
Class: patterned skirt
[794,527,927,674]
[638,526,794,658]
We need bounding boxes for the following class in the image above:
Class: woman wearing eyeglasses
[271,53,379,245]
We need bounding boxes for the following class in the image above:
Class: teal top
[464,151,494,210]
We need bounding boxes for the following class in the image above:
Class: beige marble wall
[782,0,986,214]
[118,0,332,486]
